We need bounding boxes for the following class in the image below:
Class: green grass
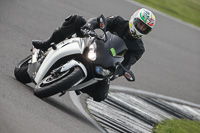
[153,119,200,133]
[134,0,200,27]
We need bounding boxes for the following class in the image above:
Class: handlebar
[81,28,107,42]
[81,29,97,37]
[81,14,107,41]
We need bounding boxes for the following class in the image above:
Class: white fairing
[34,38,85,84]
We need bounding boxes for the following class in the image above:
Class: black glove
[110,65,124,81]
[81,23,94,31]
[115,65,124,77]
[81,23,92,36]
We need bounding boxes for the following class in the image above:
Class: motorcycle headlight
[88,43,97,61]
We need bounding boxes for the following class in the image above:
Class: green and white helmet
[129,8,156,38]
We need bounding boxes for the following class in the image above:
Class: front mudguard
[61,60,87,77]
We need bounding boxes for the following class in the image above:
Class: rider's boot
[32,39,52,51]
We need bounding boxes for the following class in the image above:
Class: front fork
[31,47,40,63]
[27,47,42,84]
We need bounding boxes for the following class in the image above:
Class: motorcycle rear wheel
[14,55,32,84]
[34,66,84,98]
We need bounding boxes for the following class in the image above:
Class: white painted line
[110,85,200,109]
[69,91,107,133]
[124,0,200,31]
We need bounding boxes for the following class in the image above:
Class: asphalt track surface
[0,0,200,133]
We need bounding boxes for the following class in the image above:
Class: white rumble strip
[70,86,200,133]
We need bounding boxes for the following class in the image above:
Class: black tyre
[14,55,32,84]
[34,66,84,98]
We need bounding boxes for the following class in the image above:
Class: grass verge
[134,0,200,27]
[153,119,200,133]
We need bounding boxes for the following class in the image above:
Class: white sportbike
[14,15,135,98]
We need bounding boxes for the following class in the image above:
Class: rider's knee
[93,92,108,102]
[62,15,86,27]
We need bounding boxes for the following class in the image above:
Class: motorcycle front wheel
[34,66,84,98]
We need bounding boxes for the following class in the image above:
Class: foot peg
[75,90,81,95]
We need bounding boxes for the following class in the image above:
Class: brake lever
[88,31,96,37]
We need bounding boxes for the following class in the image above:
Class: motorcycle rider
[32,8,156,102]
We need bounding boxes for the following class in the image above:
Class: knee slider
[62,15,77,26]
[93,92,108,102]
[75,16,87,28]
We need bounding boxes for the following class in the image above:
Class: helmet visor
[133,18,152,35]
